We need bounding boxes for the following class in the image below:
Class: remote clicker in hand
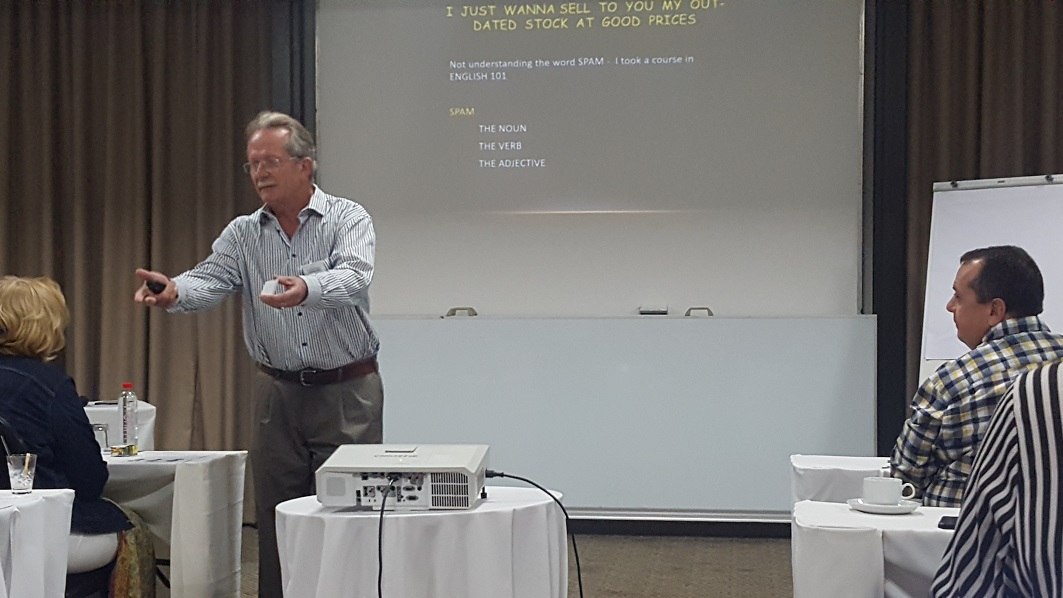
[146,280,166,294]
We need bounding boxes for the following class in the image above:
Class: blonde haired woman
[0,276,130,592]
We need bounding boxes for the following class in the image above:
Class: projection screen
[316,0,864,317]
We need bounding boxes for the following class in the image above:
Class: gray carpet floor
[238,527,793,597]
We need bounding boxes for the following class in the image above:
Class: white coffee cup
[862,476,916,505]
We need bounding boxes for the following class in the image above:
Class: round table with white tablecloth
[103,451,247,597]
[792,499,957,598]
[0,489,74,598]
[276,486,568,598]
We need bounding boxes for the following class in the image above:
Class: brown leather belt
[257,357,378,387]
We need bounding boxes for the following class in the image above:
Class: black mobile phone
[938,515,958,530]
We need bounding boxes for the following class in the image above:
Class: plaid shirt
[890,316,1063,507]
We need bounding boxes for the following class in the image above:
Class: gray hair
[245,111,317,173]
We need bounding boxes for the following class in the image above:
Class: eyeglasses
[242,156,302,174]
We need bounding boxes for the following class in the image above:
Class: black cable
[377,476,399,598]
[486,470,584,598]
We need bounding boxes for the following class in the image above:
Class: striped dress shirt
[170,186,379,371]
[931,360,1063,597]
[890,316,1063,507]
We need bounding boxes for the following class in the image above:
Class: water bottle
[119,382,139,454]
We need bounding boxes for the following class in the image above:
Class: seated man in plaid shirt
[890,245,1063,507]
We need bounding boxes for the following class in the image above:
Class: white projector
[316,444,488,510]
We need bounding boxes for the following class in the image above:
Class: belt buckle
[298,369,318,387]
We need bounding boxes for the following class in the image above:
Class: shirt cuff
[302,275,323,306]
[167,278,190,313]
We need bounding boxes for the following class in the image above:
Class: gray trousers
[251,368,384,598]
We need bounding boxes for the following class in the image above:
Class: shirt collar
[983,315,1051,343]
[257,185,325,225]
[304,186,327,216]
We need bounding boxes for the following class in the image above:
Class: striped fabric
[931,361,1063,597]
[890,316,1063,507]
[170,186,379,370]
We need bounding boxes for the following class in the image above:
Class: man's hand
[260,275,308,309]
[133,268,178,308]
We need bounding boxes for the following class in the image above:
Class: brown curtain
[0,1,271,458]
[905,1,1063,398]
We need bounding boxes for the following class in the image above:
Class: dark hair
[960,245,1044,317]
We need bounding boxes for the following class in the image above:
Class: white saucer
[847,498,920,515]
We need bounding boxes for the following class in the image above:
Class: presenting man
[134,111,383,598]
[890,245,1063,508]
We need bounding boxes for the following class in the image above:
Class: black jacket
[0,356,130,534]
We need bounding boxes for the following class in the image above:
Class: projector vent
[430,472,470,508]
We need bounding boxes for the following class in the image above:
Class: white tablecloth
[276,486,568,598]
[84,402,158,450]
[790,454,890,505]
[0,489,74,598]
[104,451,246,597]
[792,499,957,598]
